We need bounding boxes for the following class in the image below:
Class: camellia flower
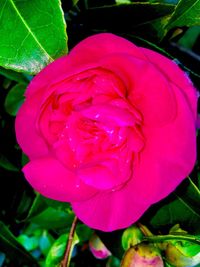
[15,33,197,231]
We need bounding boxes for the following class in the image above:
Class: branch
[61,216,78,267]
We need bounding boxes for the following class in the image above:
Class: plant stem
[61,216,78,267]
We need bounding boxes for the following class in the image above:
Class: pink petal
[68,33,146,67]
[99,54,177,127]
[23,157,98,202]
[77,163,129,190]
[138,82,196,202]
[15,91,49,159]
[141,47,197,119]
[72,186,150,232]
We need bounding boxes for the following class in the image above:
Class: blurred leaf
[76,224,93,243]
[39,230,55,256]
[72,0,79,5]
[45,232,79,267]
[0,221,39,266]
[4,83,26,116]
[178,26,200,49]
[166,0,200,30]
[116,0,131,3]
[0,153,18,172]
[0,67,29,83]
[17,234,39,251]
[0,0,67,74]
[21,152,29,166]
[15,190,36,222]
[0,252,5,266]
[23,193,47,221]
[106,256,121,267]
[143,179,200,234]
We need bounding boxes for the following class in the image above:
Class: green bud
[121,244,164,267]
[165,242,200,267]
[122,225,144,250]
[89,234,111,259]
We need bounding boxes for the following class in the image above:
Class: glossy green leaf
[0,221,39,266]
[4,83,26,116]
[30,207,74,230]
[45,232,79,267]
[143,179,200,234]
[178,26,200,49]
[0,153,18,172]
[84,3,175,34]
[0,0,67,74]
[166,0,200,30]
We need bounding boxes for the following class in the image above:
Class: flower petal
[141,47,197,119]
[100,54,177,127]
[15,91,49,159]
[23,157,98,202]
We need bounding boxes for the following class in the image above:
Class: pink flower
[15,33,197,231]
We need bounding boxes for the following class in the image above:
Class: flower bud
[122,225,144,250]
[121,244,164,267]
[89,233,111,259]
[165,242,200,267]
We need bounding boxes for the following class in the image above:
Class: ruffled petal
[99,54,177,127]
[141,47,197,119]
[23,157,98,202]
[72,186,150,231]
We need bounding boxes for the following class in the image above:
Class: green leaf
[0,67,29,83]
[39,230,55,256]
[17,234,39,251]
[4,83,26,116]
[0,221,39,266]
[42,196,72,212]
[0,0,68,74]
[166,0,200,30]
[30,207,74,230]
[22,193,47,222]
[0,153,18,172]
[76,224,93,243]
[143,179,200,234]
[84,3,175,41]
[178,26,200,49]
[45,232,79,267]
[106,256,121,267]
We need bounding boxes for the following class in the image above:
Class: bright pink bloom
[15,33,197,231]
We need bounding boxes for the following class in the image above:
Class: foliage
[0,0,200,266]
